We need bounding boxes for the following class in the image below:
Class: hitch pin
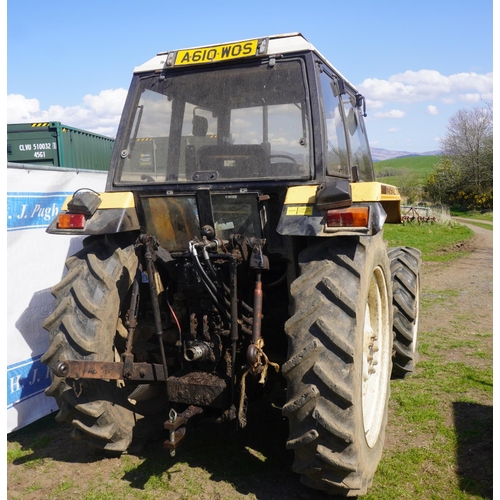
[168,408,177,457]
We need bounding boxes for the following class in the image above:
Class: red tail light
[326,207,369,227]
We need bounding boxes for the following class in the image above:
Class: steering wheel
[270,154,297,164]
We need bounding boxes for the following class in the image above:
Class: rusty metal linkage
[52,360,227,408]
[122,263,142,378]
[247,272,264,371]
[53,359,165,381]
[141,234,170,402]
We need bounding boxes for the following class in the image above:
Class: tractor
[42,33,421,496]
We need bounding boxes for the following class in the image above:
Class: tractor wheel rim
[362,266,391,448]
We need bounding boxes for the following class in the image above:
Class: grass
[7,218,491,500]
[384,220,474,262]
[374,155,440,182]
[450,210,493,222]
[463,221,493,231]
[449,210,493,231]
[373,155,441,175]
[7,443,31,464]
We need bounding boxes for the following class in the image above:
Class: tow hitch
[164,406,204,456]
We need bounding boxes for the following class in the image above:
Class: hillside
[374,155,440,186]
[371,147,440,162]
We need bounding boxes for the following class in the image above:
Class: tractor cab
[110,33,374,189]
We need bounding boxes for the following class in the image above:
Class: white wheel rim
[362,266,391,448]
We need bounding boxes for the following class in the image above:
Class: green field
[374,155,440,186]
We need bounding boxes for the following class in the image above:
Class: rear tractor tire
[41,234,167,453]
[388,247,422,379]
[282,232,393,497]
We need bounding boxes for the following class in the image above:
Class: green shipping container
[7,122,114,170]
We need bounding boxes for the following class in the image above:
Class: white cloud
[358,69,493,106]
[365,99,385,109]
[427,105,439,115]
[388,127,401,133]
[7,88,128,137]
[458,93,482,103]
[374,109,406,119]
[7,94,42,121]
[82,89,127,116]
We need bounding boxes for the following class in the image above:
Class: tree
[425,158,463,206]
[397,168,422,205]
[425,104,493,210]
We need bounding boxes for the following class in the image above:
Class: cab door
[339,89,375,182]
[318,64,375,183]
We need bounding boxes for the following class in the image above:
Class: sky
[6,0,493,154]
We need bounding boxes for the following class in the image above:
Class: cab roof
[133,32,353,88]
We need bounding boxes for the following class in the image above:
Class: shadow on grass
[8,390,335,499]
[8,411,104,465]
[121,389,335,499]
[453,402,493,499]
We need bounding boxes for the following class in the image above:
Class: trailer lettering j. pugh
[7,192,68,230]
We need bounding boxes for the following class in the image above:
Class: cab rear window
[116,59,312,184]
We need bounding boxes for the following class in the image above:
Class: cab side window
[320,72,349,178]
[340,93,375,182]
